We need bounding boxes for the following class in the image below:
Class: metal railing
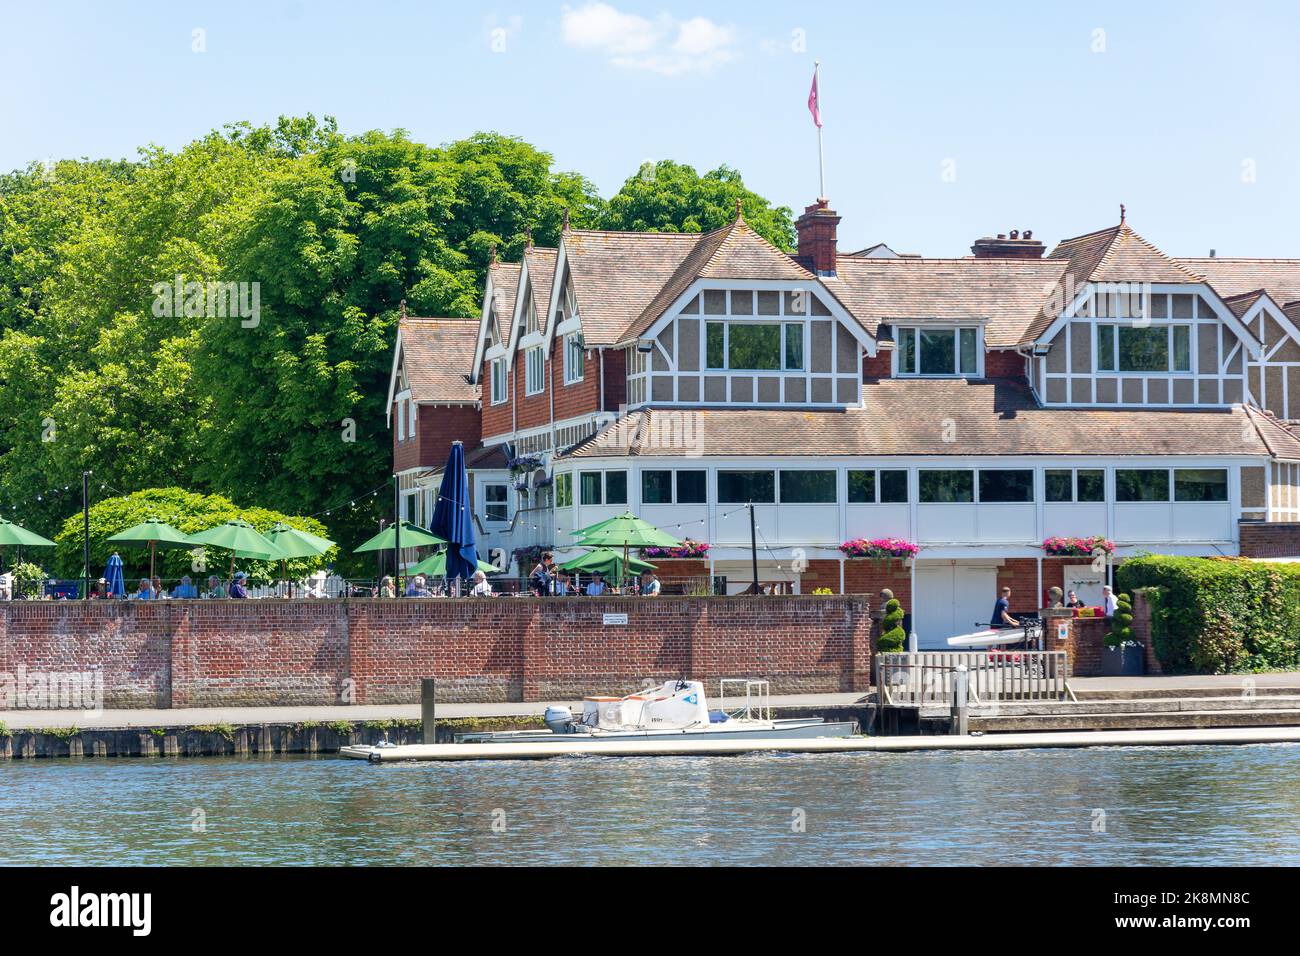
[877,650,1068,705]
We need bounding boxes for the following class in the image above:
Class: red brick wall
[0,603,171,708]
[1239,521,1300,558]
[603,349,627,410]
[861,351,892,380]
[394,403,481,472]
[0,596,872,708]
[983,349,1028,380]
[481,355,513,440]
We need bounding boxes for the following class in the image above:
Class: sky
[3,0,1299,257]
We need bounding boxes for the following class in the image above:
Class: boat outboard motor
[543,705,576,734]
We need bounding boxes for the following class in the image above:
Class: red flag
[807,67,822,128]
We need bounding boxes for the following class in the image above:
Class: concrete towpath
[3,674,1299,731]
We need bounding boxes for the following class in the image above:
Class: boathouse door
[914,563,999,649]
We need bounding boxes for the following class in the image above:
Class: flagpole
[815,60,826,200]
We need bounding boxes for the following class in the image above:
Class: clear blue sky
[3,0,1298,257]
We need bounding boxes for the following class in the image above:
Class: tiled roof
[1244,405,1300,460]
[562,379,1284,459]
[621,219,815,341]
[1017,224,1203,344]
[563,229,702,344]
[465,444,509,469]
[399,317,480,404]
[1220,289,1268,318]
[831,256,1068,347]
[1178,258,1300,309]
[486,261,521,341]
[523,247,558,332]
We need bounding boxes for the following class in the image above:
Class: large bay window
[848,469,909,503]
[579,471,627,506]
[641,469,707,505]
[1045,469,1105,503]
[897,327,979,376]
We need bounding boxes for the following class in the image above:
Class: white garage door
[913,564,999,649]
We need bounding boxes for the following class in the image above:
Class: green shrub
[12,561,47,599]
[1105,592,1135,648]
[1117,556,1300,674]
[878,598,906,653]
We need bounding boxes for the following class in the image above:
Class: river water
[3,744,1299,865]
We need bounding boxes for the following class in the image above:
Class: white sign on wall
[603,613,628,626]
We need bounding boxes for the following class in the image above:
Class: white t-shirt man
[1102,587,1118,618]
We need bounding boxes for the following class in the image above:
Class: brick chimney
[971,229,1045,259]
[795,199,841,276]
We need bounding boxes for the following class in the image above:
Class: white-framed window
[564,333,584,384]
[395,398,406,441]
[704,321,805,371]
[484,483,509,522]
[1096,323,1192,373]
[525,296,540,335]
[406,399,416,439]
[554,473,573,508]
[490,357,508,405]
[896,327,980,376]
[525,346,545,395]
[579,470,628,505]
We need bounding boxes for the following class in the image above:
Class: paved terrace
[4,674,1300,730]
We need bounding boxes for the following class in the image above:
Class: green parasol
[353,520,446,553]
[106,517,193,580]
[407,549,498,579]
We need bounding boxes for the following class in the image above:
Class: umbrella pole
[150,541,156,582]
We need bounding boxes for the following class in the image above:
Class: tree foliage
[52,486,335,584]
[602,160,795,250]
[0,118,787,568]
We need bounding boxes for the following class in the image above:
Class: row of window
[484,466,1229,518]
[705,322,804,372]
[489,334,586,405]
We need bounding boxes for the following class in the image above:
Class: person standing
[1102,585,1119,619]
[990,586,1018,629]
[1065,589,1085,609]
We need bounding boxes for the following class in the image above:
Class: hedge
[1116,555,1300,674]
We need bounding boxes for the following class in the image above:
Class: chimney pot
[1010,229,1019,240]
[1024,230,1032,239]
[795,200,841,277]
[971,230,1046,259]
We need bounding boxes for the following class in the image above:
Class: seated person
[1064,589,1085,609]
[470,570,493,596]
[129,578,154,600]
[172,575,198,599]
[228,571,249,599]
[585,572,608,596]
[639,569,662,597]
[405,574,430,597]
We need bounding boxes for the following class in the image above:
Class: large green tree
[602,160,795,250]
[0,118,786,571]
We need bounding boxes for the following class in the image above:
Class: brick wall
[982,349,1028,380]
[0,596,872,708]
[394,403,481,472]
[1239,521,1300,558]
[1044,596,1159,677]
[0,603,171,708]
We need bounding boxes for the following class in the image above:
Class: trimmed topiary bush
[878,598,906,653]
[1117,556,1300,674]
[1105,592,1135,648]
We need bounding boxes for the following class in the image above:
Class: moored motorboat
[339,679,855,761]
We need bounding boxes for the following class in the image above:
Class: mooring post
[952,664,969,736]
[421,678,437,744]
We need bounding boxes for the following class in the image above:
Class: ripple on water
[2,744,1299,865]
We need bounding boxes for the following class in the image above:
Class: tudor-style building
[389,197,1300,647]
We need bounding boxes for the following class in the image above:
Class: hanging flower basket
[507,455,544,475]
[642,539,710,559]
[1042,535,1115,558]
[839,538,919,560]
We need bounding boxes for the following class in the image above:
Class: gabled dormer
[1029,221,1263,407]
[615,209,876,408]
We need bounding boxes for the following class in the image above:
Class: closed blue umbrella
[429,441,477,582]
[104,552,125,597]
